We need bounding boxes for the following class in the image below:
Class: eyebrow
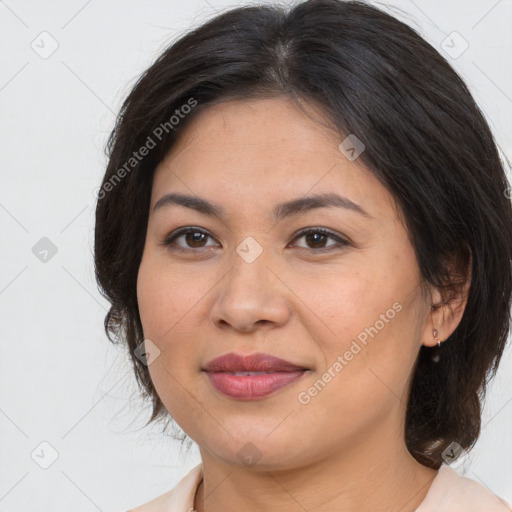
[153,192,371,221]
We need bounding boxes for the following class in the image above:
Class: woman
[94,0,512,510]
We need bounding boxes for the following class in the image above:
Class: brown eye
[162,226,349,253]
[182,231,208,248]
[162,227,218,250]
[291,228,349,251]
[305,231,329,249]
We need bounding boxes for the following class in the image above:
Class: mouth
[202,352,310,400]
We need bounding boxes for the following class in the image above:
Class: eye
[161,226,218,251]
[289,227,350,251]
[161,226,350,252]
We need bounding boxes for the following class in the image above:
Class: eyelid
[161,226,216,250]
[161,226,350,251]
[291,227,348,245]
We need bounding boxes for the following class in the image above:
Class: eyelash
[161,226,350,253]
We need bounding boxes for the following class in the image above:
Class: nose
[209,245,292,333]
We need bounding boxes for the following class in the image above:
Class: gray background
[1,0,511,510]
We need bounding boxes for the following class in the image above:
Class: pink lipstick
[203,352,308,400]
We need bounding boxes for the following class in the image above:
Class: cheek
[136,253,198,339]
[307,268,420,409]
[308,266,389,352]
[136,254,206,408]
[298,315,418,448]
[137,273,170,340]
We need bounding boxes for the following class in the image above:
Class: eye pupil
[165,227,346,252]
[186,232,206,247]
[306,232,327,248]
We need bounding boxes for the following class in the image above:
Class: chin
[196,428,313,471]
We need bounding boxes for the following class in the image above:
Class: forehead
[159,97,344,167]
[151,97,398,221]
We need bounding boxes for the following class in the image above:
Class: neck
[194,434,438,512]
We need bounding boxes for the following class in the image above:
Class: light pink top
[129,463,512,511]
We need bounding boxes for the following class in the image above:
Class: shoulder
[127,488,176,512]
[417,464,512,511]
[127,463,203,512]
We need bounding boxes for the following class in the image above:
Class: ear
[422,244,472,348]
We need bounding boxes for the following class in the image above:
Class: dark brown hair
[94,0,512,468]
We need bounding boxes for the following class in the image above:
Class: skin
[134,97,470,512]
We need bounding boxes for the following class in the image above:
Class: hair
[94,0,512,469]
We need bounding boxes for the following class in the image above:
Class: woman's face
[137,97,436,470]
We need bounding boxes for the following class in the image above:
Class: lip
[203,352,308,373]
[203,353,309,400]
